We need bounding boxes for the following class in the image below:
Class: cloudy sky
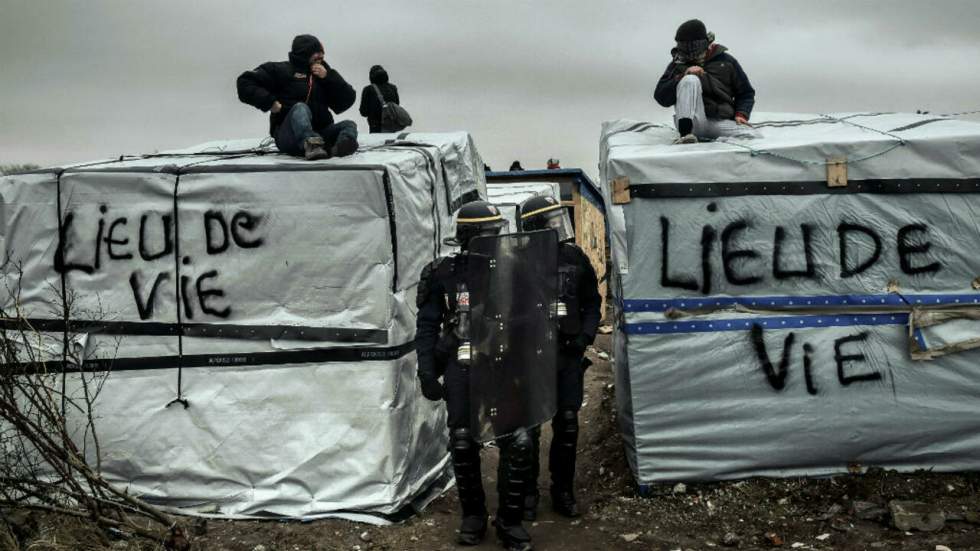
[2,1,979,177]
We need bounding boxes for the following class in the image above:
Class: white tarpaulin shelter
[486,181,561,232]
[600,113,980,488]
[0,132,487,521]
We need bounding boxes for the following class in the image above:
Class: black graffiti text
[659,213,944,294]
[751,324,882,395]
[55,205,266,320]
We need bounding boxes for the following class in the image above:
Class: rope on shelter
[721,112,909,167]
[723,139,906,167]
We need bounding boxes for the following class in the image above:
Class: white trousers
[674,74,759,139]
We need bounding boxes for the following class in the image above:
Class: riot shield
[466,229,559,442]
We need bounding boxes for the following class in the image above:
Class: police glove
[419,377,445,401]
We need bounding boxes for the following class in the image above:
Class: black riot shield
[465,229,559,442]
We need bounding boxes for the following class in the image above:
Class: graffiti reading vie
[54,206,266,320]
[751,324,882,395]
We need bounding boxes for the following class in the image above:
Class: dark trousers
[274,103,357,156]
[444,358,532,523]
[529,348,585,496]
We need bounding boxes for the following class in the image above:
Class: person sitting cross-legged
[654,19,757,143]
[237,34,359,160]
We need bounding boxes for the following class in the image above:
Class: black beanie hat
[289,34,324,67]
[675,19,708,42]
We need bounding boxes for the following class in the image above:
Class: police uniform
[414,201,534,551]
[518,195,601,519]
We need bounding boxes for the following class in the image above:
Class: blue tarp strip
[624,313,909,335]
[622,293,980,312]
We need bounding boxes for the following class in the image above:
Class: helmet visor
[447,219,506,249]
[543,208,574,243]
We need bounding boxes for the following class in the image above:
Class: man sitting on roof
[237,34,358,160]
[654,19,757,144]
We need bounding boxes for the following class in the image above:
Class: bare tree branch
[0,261,188,549]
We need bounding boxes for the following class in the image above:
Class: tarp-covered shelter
[487,169,608,317]
[600,113,980,488]
[486,181,561,232]
[0,132,487,521]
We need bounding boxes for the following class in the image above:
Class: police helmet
[448,200,506,249]
[519,194,574,242]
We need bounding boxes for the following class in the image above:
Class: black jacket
[415,243,602,386]
[237,41,356,137]
[654,44,755,120]
[415,255,462,387]
[558,242,602,348]
[359,66,400,133]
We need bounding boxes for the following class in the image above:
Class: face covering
[676,38,709,64]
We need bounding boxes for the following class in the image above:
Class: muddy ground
[5,334,980,550]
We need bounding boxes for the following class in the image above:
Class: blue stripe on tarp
[914,328,929,351]
[624,313,909,335]
[622,293,980,312]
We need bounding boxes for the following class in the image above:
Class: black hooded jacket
[237,34,356,136]
[359,65,400,133]
[654,43,755,120]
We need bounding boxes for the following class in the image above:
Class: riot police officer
[518,194,601,520]
[415,200,536,551]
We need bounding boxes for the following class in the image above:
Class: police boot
[550,487,579,518]
[523,427,541,522]
[496,430,534,550]
[494,518,533,551]
[451,428,487,545]
[457,514,487,546]
[550,409,581,518]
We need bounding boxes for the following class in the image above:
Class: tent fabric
[0,132,487,521]
[599,113,980,484]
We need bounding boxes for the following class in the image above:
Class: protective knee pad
[497,429,534,523]
[510,429,533,456]
[451,428,485,512]
[451,427,476,453]
[526,427,542,495]
[451,428,481,476]
[550,410,579,490]
[554,409,579,445]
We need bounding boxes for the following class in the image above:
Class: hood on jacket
[704,43,728,62]
[289,34,324,69]
[369,65,389,85]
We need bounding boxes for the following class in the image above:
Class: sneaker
[673,133,699,145]
[551,489,580,518]
[456,514,487,546]
[303,137,328,160]
[494,518,533,551]
[330,134,358,157]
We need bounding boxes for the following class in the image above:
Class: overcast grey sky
[2,1,980,176]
